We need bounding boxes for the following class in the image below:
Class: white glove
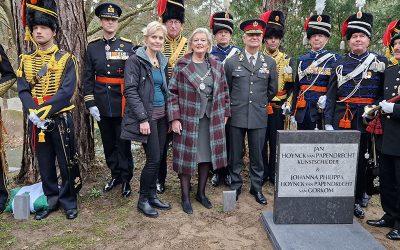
[282,103,291,115]
[28,111,41,125]
[36,120,48,130]
[317,95,326,109]
[89,106,101,122]
[290,116,297,125]
[325,124,334,130]
[379,100,394,114]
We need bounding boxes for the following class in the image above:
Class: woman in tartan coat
[168,28,231,214]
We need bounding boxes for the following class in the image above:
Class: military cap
[95,2,122,19]
[260,10,285,39]
[304,14,331,39]
[25,0,59,31]
[342,12,373,40]
[210,11,234,35]
[383,19,400,47]
[158,0,185,23]
[240,19,266,34]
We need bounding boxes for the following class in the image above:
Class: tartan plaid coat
[168,53,231,176]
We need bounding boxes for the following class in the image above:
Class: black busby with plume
[23,0,59,31]
[260,10,285,40]
[158,0,185,23]
[302,0,331,45]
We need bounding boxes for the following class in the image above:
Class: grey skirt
[197,116,211,163]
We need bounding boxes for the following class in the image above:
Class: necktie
[249,55,255,70]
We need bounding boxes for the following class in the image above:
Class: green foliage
[89,187,102,199]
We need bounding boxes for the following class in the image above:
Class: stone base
[261,211,385,250]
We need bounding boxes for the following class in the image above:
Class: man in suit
[366,22,400,241]
[0,44,16,213]
[83,2,134,197]
[225,19,278,205]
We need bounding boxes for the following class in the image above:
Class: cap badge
[275,16,279,22]
[253,21,258,27]
[317,15,322,22]
[108,5,115,13]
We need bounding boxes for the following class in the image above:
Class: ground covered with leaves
[1,147,399,250]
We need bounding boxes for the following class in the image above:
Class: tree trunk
[12,0,95,184]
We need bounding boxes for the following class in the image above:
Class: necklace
[217,44,232,54]
[194,68,211,90]
[348,52,369,62]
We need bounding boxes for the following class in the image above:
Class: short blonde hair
[142,21,167,38]
[188,28,213,53]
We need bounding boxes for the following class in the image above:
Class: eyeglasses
[166,20,181,25]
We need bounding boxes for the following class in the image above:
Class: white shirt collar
[245,50,258,65]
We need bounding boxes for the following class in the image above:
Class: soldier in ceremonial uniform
[366,22,400,241]
[17,0,79,220]
[156,0,188,193]
[225,19,277,204]
[291,5,339,130]
[0,44,16,213]
[259,10,293,184]
[83,2,134,197]
[325,9,387,219]
[209,10,240,187]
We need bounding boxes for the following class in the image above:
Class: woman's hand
[140,121,151,135]
[172,120,182,135]
[224,117,228,125]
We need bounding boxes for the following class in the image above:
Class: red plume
[210,14,214,29]
[303,17,310,31]
[341,18,349,38]
[22,0,27,27]
[157,0,167,17]
[383,20,399,46]
[260,11,272,38]
[31,0,38,4]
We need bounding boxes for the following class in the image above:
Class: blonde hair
[142,21,167,39]
[188,28,213,53]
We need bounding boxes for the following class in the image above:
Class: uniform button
[107,71,110,74]
[387,115,391,119]
[392,93,396,96]
[395,86,398,89]
[107,64,110,67]
[249,101,252,103]
[386,87,389,89]
[250,82,253,85]
[250,91,253,94]
[397,78,400,81]
[108,86,111,89]
[251,73,254,76]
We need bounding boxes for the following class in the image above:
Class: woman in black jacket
[121,21,171,218]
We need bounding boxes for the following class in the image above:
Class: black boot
[196,163,212,209]
[121,182,132,197]
[137,195,158,218]
[148,193,171,210]
[180,174,193,214]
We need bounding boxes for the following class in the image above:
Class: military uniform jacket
[379,64,400,156]
[225,52,278,129]
[265,49,294,104]
[292,49,339,123]
[83,36,134,117]
[211,44,241,63]
[325,51,387,133]
[163,34,188,78]
[17,45,77,120]
[0,44,16,96]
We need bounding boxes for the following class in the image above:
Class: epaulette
[120,37,132,43]
[88,37,101,44]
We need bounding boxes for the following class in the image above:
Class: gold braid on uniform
[163,34,187,77]
[0,78,16,97]
[16,45,75,119]
[265,49,292,103]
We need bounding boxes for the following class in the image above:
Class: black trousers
[141,117,168,196]
[263,106,284,181]
[297,109,323,130]
[230,126,266,192]
[379,154,400,230]
[35,113,77,210]
[354,133,371,204]
[0,163,7,207]
[158,133,171,185]
[98,116,133,182]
